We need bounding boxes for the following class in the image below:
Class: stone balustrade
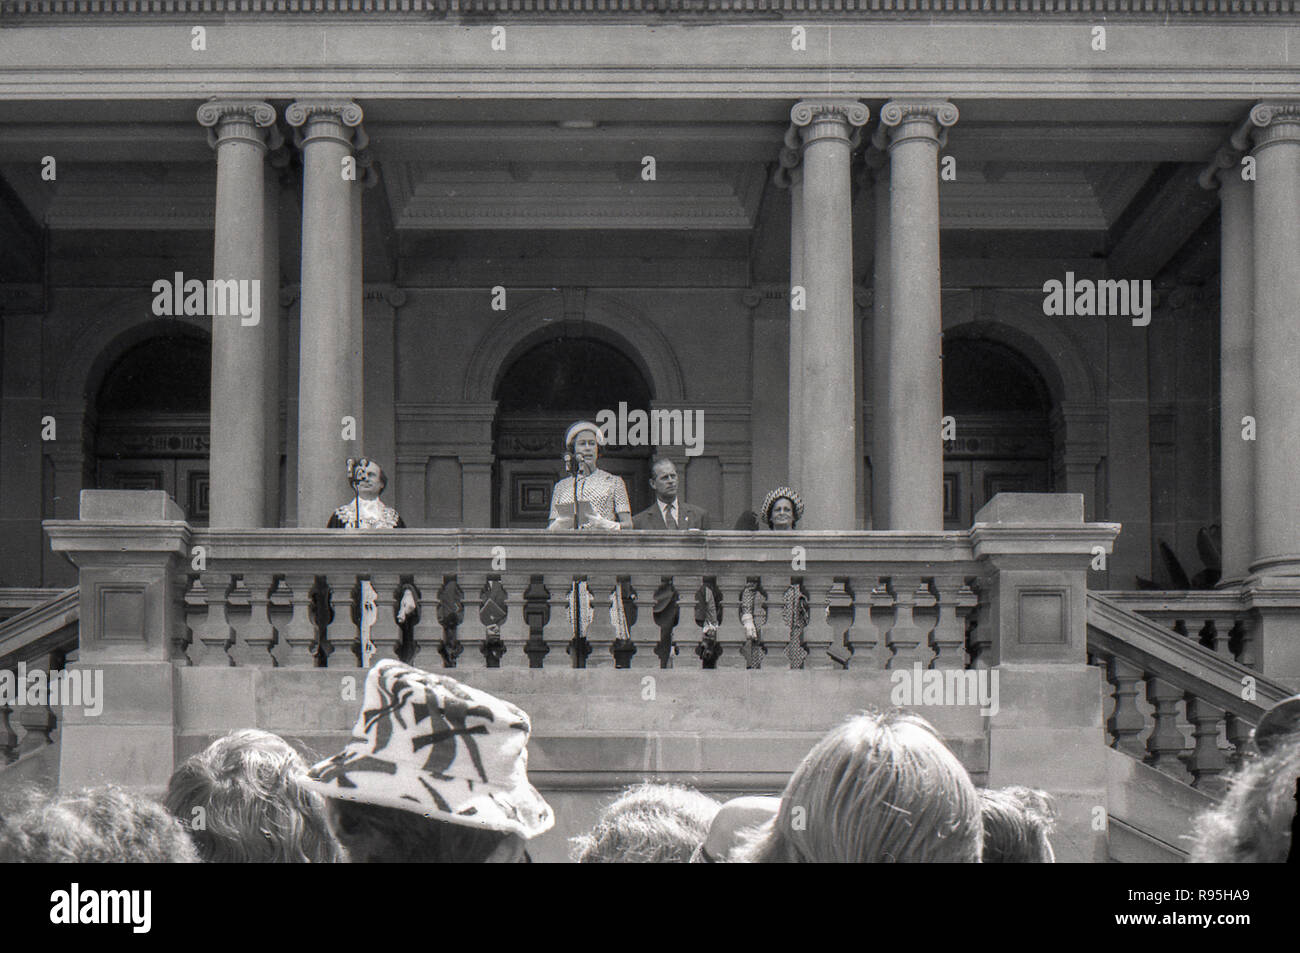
[1100,589,1255,668]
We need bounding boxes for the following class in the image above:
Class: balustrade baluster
[1144,676,1192,782]
[1184,695,1227,795]
[16,656,56,756]
[800,577,833,668]
[311,576,336,667]
[737,576,769,670]
[436,576,466,668]
[651,575,680,669]
[479,576,510,668]
[564,576,594,668]
[931,575,976,669]
[366,572,406,664]
[522,575,551,669]
[496,572,532,669]
[1224,713,1252,772]
[271,572,320,668]
[0,698,16,764]
[1105,657,1147,757]
[610,575,638,669]
[1236,620,1259,669]
[625,571,664,668]
[180,573,203,664]
[193,571,235,666]
[689,577,723,669]
[406,574,439,666]
[886,576,932,669]
[584,576,617,669]
[824,578,855,669]
[230,572,275,667]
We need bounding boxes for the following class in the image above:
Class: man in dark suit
[633,456,710,530]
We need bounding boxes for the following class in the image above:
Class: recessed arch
[463,292,686,404]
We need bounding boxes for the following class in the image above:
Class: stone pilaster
[286,100,365,527]
[878,101,957,531]
[197,99,279,528]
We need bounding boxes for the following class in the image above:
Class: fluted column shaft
[881,101,957,531]
[791,100,868,530]
[1217,171,1254,582]
[1250,102,1300,566]
[198,100,276,528]
[287,101,364,527]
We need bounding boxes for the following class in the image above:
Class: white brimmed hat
[565,420,606,449]
[303,660,554,839]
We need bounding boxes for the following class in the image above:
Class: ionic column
[197,100,278,527]
[790,99,869,530]
[286,100,365,527]
[1249,102,1300,569]
[787,165,806,492]
[869,162,891,530]
[879,101,958,531]
[1199,143,1255,584]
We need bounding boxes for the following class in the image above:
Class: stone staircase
[0,587,79,786]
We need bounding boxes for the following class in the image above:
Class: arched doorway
[941,336,1055,529]
[93,330,212,524]
[493,336,654,528]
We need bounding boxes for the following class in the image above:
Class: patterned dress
[548,469,631,525]
[327,497,405,529]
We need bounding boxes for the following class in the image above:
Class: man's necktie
[667,504,678,529]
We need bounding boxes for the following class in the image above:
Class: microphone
[564,452,574,474]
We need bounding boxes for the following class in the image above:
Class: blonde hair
[165,729,344,863]
[1189,733,1300,863]
[980,786,1057,862]
[733,711,982,863]
[571,783,721,863]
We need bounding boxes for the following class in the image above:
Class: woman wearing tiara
[547,420,633,532]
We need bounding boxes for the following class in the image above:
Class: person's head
[571,783,720,863]
[692,795,780,862]
[648,457,679,504]
[760,486,804,530]
[1190,731,1300,863]
[0,785,199,863]
[304,660,554,863]
[565,421,604,473]
[734,711,982,863]
[733,510,761,531]
[979,786,1057,863]
[349,458,386,498]
[165,729,344,863]
[329,799,525,863]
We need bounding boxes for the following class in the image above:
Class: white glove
[397,588,417,623]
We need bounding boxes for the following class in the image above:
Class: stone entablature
[5,0,1299,15]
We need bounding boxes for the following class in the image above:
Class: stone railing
[0,587,79,766]
[1099,589,1254,669]
[1086,592,1292,797]
[44,490,1117,673]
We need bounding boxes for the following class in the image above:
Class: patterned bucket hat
[760,486,805,528]
[303,660,554,839]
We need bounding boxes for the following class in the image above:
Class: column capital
[285,100,365,149]
[790,99,870,145]
[1250,101,1300,149]
[196,99,279,152]
[875,100,959,150]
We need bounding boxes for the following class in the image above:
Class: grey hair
[571,782,721,863]
[1189,732,1300,863]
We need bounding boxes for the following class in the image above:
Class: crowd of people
[0,658,1294,863]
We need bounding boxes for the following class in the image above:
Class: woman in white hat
[547,420,633,531]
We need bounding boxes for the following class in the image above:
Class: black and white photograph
[0,0,1293,927]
